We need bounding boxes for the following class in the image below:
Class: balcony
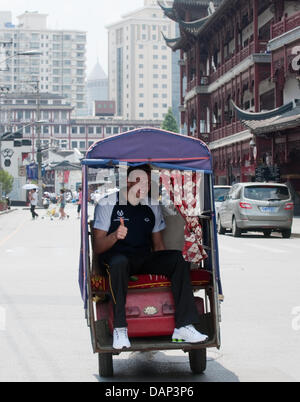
[210,121,245,143]
[210,40,268,83]
[271,11,300,39]
[186,76,210,92]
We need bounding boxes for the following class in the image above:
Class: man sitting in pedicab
[93,165,208,350]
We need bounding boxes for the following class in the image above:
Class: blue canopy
[83,127,212,172]
[79,128,223,307]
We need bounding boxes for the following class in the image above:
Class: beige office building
[107,0,175,120]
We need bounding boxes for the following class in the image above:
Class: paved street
[0,206,300,382]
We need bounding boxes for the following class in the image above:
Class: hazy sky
[0,0,143,75]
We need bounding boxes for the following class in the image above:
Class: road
[0,206,300,382]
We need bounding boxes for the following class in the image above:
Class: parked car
[214,185,232,215]
[217,182,294,238]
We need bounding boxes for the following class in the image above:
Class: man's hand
[114,218,128,241]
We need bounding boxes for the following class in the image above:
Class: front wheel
[282,229,292,239]
[217,216,226,235]
[189,349,207,375]
[98,353,114,378]
[232,217,242,238]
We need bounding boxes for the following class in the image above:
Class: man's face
[127,169,151,205]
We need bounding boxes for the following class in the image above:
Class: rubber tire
[189,349,207,375]
[263,230,272,238]
[232,217,242,238]
[282,229,292,239]
[217,216,226,235]
[98,353,114,378]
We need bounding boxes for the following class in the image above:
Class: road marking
[282,242,300,250]
[219,245,243,254]
[0,220,27,248]
[246,242,287,254]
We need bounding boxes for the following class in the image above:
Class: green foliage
[161,108,179,133]
[0,169,14,195]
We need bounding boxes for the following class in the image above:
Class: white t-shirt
[94,195,166,234]
[30,192,38,206]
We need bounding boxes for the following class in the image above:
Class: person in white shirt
[93,165,208,350]
[29,189,39,220]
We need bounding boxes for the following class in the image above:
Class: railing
[210,40,268,83]
[271,11,300,39]
[186,76,210,92]
[210,121,245,143]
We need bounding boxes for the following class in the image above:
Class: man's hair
[127,164,151,177]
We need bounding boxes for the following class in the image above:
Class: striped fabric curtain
[160,169,207,264]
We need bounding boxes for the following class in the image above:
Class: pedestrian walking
[77,186,82,219]
[58,189,69,220]
[29,189,39,220]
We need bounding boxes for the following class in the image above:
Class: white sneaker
[113,327,131,350]
[172,325,208,344]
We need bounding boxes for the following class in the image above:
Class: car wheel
[263,230,272,238]
[232,217,242,238]
[189,349,207,375]
[282,229,292,239]
[217,216,226,235]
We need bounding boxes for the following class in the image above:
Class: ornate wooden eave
[232,100,294,121]
[162,32,189,51]
[177,15,211,36]
[173,0,214,9]
[232,100,300,135]
[157,1,177,21]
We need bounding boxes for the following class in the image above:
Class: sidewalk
[292,217,300,235]
[0,208,17,216]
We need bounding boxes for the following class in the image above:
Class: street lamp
[0,48,43,203]
[0,50,43,71]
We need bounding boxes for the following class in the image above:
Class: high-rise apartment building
[0,11,87,115]
[107,0,176,120]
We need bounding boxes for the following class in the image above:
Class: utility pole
[35,80,43,207]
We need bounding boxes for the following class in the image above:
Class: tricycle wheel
[98,353,114,378]
[189,349,207,375]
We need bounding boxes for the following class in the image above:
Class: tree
[0,170,14,195]
[161,108,179,133]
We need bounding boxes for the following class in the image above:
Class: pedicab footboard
[93,312,216,354]
[89,271,217,353]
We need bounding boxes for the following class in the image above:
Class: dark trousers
[30,205,38,219]
[104,250,201,329]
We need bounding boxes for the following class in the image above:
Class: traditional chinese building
[161,0,300,207]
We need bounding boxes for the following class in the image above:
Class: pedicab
[79,128,223,378]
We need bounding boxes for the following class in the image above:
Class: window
[72,126,78,134]
[79,126,85,134]
[79,141,86,149]
[71,141,78,149]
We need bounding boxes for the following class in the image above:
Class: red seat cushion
[91,270,212,293]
